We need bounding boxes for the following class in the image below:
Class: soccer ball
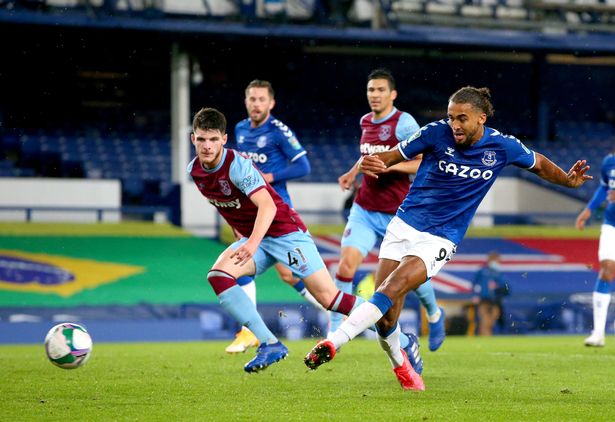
[44,323,93,369]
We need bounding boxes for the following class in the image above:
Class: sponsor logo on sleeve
[288,137,302,150]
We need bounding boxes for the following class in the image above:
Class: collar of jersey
[202,148,227,173]
[371,107,397,124]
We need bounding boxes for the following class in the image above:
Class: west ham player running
[226,79,322,354]
[305,86,592,390]
[575,151,615,347]
[331,68,445,354]
[188,107,422,373]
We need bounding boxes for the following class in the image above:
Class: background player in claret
[575,151,615,347]
[305,86,592,391]
[332,68,446,353]
[226,79,323,354]
[188,107,385,373]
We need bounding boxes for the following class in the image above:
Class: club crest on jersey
[257,136,267,148]
[378,125,392,141]
[219,179,232,196]
[481,151,497,167]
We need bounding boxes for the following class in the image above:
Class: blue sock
[218,285,276,344]
[363,293,410,348]
[416,278,438,316]
[292,280,306,293]
[369,292,393,315]
[595,278,613,294]
[236,275,254,286]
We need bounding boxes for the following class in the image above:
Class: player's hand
[231,242,257,266]
[338,172,355,191]
[608,190,615,203]
[575,208,591,230]
[566,160,592,188]
[358,155,387,178]
[262,173,274,183]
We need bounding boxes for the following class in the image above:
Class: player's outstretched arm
[231,189,276,266]
[358,149,405,178]
[530,153,592,188]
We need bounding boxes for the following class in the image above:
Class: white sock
[427,308,441,323]
[328,301,383,350]
[377,324,404,368]
[240,281,257,305]
[300,288,326,311]
[592,292,611,336]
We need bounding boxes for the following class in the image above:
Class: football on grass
[44,323,93,369]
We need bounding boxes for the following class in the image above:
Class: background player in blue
[226,79,322,354]
[305,86,592,391]
[575,152,615,347]
[332,68,445,352]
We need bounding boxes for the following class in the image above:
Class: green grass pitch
[2,336,615,421]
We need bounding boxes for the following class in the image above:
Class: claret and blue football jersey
[396,120,536,244]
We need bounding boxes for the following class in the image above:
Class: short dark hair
[449,86,495,117]
[368,68,396,91]
[192,107,227,134]
[245,79,275,98]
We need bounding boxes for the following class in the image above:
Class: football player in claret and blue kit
[188,107,381,373]
[226,79,322,354]
[305,86,592,391]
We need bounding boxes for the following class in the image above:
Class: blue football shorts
[341,202,394,257]
[231,229,325,279]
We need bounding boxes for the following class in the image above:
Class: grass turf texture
[2,336,614,421]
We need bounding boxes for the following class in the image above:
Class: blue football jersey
[234,115,306,207]
[397,120,536,244]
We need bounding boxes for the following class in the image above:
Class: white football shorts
[598,223,615,263]
[379,216,456,279]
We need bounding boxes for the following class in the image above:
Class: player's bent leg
[274,262,324,310]
[225,275,260,354]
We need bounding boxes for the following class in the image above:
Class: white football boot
[584,331,605,347]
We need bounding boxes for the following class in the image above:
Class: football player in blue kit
[575,152,615,347]
[305,86,592,391]
[225,79,323,354]
[332,68,445,354]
